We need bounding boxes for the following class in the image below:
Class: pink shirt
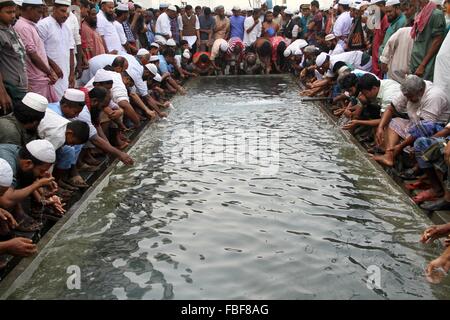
[81,21,106,60]
[14,17,50,82]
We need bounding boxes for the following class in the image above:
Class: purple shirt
[230,15,245,40]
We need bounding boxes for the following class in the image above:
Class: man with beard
[213,5,230,40]
[378,0,406,73]
[0,92,48,147]
[37,0,75,100]
[80,2,106,60]
[14,0,59,103]
[96,0,126,55]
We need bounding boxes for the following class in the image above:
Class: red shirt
[372,14,389,78]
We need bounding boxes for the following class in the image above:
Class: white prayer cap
[325,33,336,41]
[283,48,292,57]
[22,92,48,113]
[360,0,370,5]
[167,5,177,11]
[116,2,129,11]
[54,0,70,5]
[232,5,240,11]
[137,48,150,56]
[22,0,43,5]
[0,159,13,188]
[183,49,191,59]
[371,0,384,3]
[159,2,168,8]
[25,139,56,164]
[149,55,160,62]
[101,0,114,3]
[294,48,303,56]
[385,0,400,5]
[166,38,176,46]
[64,88,85,103]
[338,65,350,76]
[284,9,294,15]
[94,69,113,83]
[315,52,329,67]
[333,3,339,9]
[350,1,361,9]
[339,0,351,5]
[133,2,143,8]
[13,0,23,6]
[297,39,308,49]
[150,42,160,48]
[155,35,167,45]
[153,73,162,82]
[219,41,229,52]
[145,63,158,75]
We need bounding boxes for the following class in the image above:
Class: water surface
[5,76,450,299]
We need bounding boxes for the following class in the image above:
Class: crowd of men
[1,0,450,280]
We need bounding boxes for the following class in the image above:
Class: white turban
[0,158,13,188]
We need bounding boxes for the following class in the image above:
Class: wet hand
[420,224,450,243]
[119,152,134,166]
[0,208,18,229]
[5,237,37,257]
[342,120,358,131]
[425,252,450,284]
[375,127,385,147]
[36,176,56,188]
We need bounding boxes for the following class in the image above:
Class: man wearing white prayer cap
[315,52,329,67]
[0,159,13,190]
[149,42,160,56]
[155,4,176,39]
[333,0,353,47]
[166,38,177,47]
[155,35,167,46]
[0,93,48,147]
[183,49,191,60]
[149,55,160,63]
[0,139,58,232]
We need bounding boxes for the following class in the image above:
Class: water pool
[3,76,450,299]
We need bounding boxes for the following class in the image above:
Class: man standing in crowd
[80,1,105,60]
[0,0,27,112]
[96,0,126,55]
[178,4,200,51]
[230,6,245,40]
[37,0,75,100]
[14,0,58,103]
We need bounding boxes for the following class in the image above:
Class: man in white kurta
[96,0,126,54]
[37,0,75,100]
[155,10,173,38]
[243,14,262,47]
[333,1,353,47]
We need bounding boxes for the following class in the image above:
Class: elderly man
[410,0,446,80]
[373,75,450,169]
[213,5,230,40]
[14,0,58,103]
[37,0,75,100]
[0,0,28,111]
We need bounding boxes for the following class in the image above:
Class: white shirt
[120,53,148,97]
[392,81,450,123]
[155,12,172,37]
[243,16,262,47]
[96,10,125,54]
[376,79,401,113]
[287,39,305,52]
[86,55,130,103]
[330,51,366,70]
[178,14,200,31]
[210,38,228,60]
[113,21,128,48]
[333,11,352,44]
[66,12,81,49]
[37,16,75,100]
[38,108,70,150]
[75,106,97,139]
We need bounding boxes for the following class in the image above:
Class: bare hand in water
[420,224,450,243]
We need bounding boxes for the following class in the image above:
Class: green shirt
[410,9,446,81]
[0,113,37,147]
[0,24,27,91]
[379,13,406,61]
[0,144,21,188]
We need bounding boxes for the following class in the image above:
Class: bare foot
[371,153,394,167]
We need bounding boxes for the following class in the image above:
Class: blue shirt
[230,15,245,40]
[158,54,174,73]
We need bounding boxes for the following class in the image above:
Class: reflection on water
[6,76,450,300]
